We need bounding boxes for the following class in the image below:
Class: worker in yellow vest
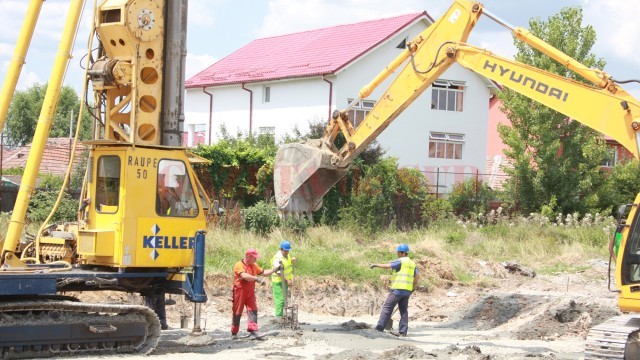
[369,243,419,336]
[271,240,296,319]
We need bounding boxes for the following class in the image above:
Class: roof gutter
[202,87,213,145]
[322,75,333,123]
[241,82,253,135]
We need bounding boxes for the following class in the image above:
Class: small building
[185,12,497,193]
[0,137,87,177]
[485,95,635,190]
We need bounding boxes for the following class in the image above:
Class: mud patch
[380,345,433,359]
[259,351,304,359]
[317,345,432,360]
[315,349,377,360]
[459,294,532,330]
[340,320,370,330]
[515,300,619,340]
[439,345,490,359]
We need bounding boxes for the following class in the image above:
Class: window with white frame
[428,132,464,159]
[347,98,376,128]
[263,86,271,103]
[431,79,465,112]
[602,145,618,167]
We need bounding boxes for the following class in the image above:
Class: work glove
[369,263,377,269]
[256,277,265,284]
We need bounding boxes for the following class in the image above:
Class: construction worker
[271,240,296,320]
[231,248,277,339]
[369,243,420,337]
[144,291,168,330]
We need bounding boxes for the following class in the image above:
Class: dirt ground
[73,258,619,359]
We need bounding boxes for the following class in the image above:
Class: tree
[498,7,609,215]
[5,83,93,147]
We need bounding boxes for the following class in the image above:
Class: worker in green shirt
[271,240,296,319]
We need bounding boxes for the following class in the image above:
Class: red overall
[231,260,262,335]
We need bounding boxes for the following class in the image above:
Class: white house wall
[185,79,332,142]
[331,24,490,193]
[184,19,491,194]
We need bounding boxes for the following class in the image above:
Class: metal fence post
[436,167,440,199]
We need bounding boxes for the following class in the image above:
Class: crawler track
[0,300,160,359]
[585,315,640,359]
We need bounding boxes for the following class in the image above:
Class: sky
[0,0,639,99]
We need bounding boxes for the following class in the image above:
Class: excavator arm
[274,0,640,217]
[449,44,640,158]
[274,0,484,217]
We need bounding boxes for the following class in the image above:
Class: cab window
[156,159,199,217]
[96,156,120,213]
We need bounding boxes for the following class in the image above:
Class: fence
[0,187,82,213]
[420,168,513,199]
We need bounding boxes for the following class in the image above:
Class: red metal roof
[186,12,429,88]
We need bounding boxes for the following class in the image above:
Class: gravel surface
[69,259,618,359]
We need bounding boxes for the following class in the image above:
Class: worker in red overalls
[231,248,276,339]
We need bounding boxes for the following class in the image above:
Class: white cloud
[186,53,217,78]
[188,0,216,28]
[259,0,425,37]
[0,43,13,58]
[0,1,27,43]
[16,68,41,90]
[582,0,640,66]
[472,30,517,60]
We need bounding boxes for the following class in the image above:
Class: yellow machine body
[79,144,206,268]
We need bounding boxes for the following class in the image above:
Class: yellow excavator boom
[274,1,640,357]
[274,0,640,217]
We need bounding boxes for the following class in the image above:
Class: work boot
[249,331,265,340]
[161,323,169,330]
[231,334,238,340]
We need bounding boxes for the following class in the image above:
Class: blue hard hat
[396,244,409,253]
[280,240,292,251]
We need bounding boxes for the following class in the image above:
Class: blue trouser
[375,291,410,334]
[145,294,167,326]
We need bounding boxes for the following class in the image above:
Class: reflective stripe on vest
[391,257,415,291]
[271,253,293,283]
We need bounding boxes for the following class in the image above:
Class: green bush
[338,158,399,233]
[280,217,311,235]
[445,230,466,245]
[394,167,430,229]
[597,160,640,215]
[448,177,494,218]
[338,158,432,233]
[243,201,279,235]
[422,196,453,225]
[27,190,77,223]
[192,125,277,206]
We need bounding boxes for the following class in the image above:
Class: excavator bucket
[274,139,349,218]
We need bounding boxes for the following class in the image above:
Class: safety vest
[271,252,293,283]
[391,257,416,291]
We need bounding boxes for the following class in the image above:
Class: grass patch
[0,213,612,286]
[454,266,474,283]
[537,263,591,275]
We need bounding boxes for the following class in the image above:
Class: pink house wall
[487,96,510,158]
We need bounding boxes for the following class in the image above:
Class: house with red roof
[185,12,497,193]
[0,137,87,177]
